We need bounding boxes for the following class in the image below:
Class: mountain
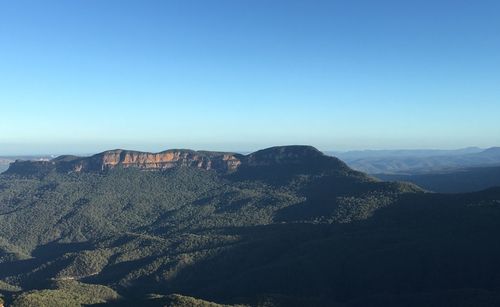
[330,147,484,159]
[6,149,243,175]
[0,156,54,175]
[333,147,500,174]
[1,146,500,306]
[477,147,500,158]
[6,145,343,176]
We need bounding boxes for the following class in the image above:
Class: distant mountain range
[330,147,500,193]
[331,147,500,174]
[376,165,500,193]
[2,145,500,306]
[330,147,484,159]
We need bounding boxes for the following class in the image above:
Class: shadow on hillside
[82,254,161,286]
[140,189,500,306]
[0,241,91,289]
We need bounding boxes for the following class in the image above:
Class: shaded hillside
[161,188,500,306]
[377,165,500,193]
[1,146,500,306]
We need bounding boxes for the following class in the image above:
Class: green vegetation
[0,147,500,306]
[0,280,21,293]
[11,280,119,307]
[161,294,243,307]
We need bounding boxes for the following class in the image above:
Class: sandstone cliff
[5,146,350,176]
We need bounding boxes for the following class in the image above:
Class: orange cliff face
[71,149,243,173]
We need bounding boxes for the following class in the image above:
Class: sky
[1,0,500,155]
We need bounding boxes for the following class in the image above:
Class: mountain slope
[166,188,500,306]
[0,147,415,254]
[1,146,500,306]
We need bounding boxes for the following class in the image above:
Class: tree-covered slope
[1,146,499,306]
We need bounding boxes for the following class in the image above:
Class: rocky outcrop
[72,149,244,173]
[5,149,243,175]
[4,146,348,176]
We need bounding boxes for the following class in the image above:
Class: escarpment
[70,149,244,173]
[4,145,351,176]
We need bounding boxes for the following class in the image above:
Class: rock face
[5,146,348,176]
[69,149,244,173]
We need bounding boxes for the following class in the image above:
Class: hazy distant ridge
[331,147,500,174]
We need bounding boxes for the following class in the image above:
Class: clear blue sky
[1,0,499,155]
